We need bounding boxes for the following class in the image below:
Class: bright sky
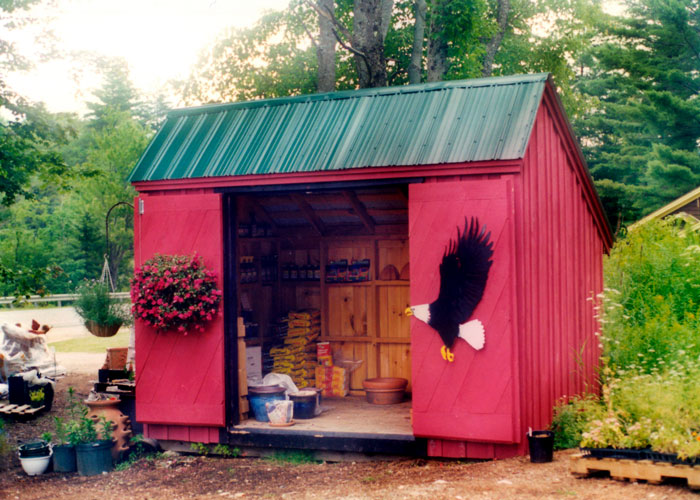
[6,0,289,114]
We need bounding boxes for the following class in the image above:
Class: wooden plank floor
[234,395,412,437]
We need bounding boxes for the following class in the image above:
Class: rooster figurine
[406,217,494,362]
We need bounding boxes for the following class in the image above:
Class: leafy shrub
[551,395,604,449]
[600,218,700,372]
[580,358,700,458]
[564,219,700,458]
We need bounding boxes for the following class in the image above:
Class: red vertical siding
[513,94,604,455]
[134,192,225,442]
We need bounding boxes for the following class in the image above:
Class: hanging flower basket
[74,280,130,338]
[131,254,222,334]
[85,321,122,338]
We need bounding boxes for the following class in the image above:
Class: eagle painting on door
[409,178,520,447]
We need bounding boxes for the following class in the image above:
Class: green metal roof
[129,74,548,182]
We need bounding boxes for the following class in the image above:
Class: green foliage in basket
[74,279,131,327]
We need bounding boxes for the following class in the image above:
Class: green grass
[49,329,129,353]
[263,450,318,465]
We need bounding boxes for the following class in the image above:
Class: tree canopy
[575,0,700,229]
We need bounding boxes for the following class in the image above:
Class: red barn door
[133,192,225,427]
[409,178,519,443]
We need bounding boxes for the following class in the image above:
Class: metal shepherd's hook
[104,201,134,291]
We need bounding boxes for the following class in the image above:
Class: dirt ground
[1,374,698,500]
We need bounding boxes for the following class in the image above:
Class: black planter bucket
[53,444,77,473]
[18,440,50,458]
[76,440,113,476]
[527,430,554,463]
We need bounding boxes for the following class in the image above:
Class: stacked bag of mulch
[269,310,320,388]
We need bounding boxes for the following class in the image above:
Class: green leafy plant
[190,442,209,455]
[74,279,131,327]
[56,387,82,445]
[40,431,52,444]
[599,219,700,373]
[560,220,700,459]
[29,388,45,403]
[116,435,163,470]
[550,395,604,450]
[212,444,240,458]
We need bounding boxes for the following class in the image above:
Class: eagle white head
[405,304,430,324]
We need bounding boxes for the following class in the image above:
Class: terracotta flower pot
[362,377,408,405]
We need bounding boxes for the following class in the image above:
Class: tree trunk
[352,0,393,88]
[408,0,427,84]
[426,0,448,82]
[317,0,336,92]
[481,0,510,77]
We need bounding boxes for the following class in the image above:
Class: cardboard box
[245,346,262,382]
[317,342,332,366]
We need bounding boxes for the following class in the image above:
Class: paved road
[0,307,123,374]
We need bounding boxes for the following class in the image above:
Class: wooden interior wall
[235,196,411,395]
[323,236,410,393]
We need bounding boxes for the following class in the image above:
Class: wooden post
[237,317,249,420]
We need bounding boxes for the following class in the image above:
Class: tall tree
[574,0,700,227]
[408,0,427,84]
[1,0,70,206]
[481,0,510,77]
[316,0,337,92]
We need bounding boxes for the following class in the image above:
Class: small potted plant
[71,405,115,476]
[74,280,131,337]
[18,433,52,476]
[29,388,45,408]
[51,387,80,473]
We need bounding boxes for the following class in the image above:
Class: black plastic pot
[76,440,113,476]
[527,430,554,463]
[53,444,77,473]
[18,440,50,458]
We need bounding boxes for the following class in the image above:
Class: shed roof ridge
[170,73,550,118]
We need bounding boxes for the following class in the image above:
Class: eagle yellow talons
[440,345,455,362]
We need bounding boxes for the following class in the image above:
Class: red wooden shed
[128,74,612,459]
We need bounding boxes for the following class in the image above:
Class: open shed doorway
[224,183,413,442]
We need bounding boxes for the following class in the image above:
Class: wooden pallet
[571,453,700,490]
[0,403,45,419]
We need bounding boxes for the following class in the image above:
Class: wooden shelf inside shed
[234,187,412,393]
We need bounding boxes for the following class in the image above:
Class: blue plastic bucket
[289,390,318,419]
[247,385,285,422]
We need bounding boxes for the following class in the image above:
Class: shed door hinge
[138,199,144,215]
